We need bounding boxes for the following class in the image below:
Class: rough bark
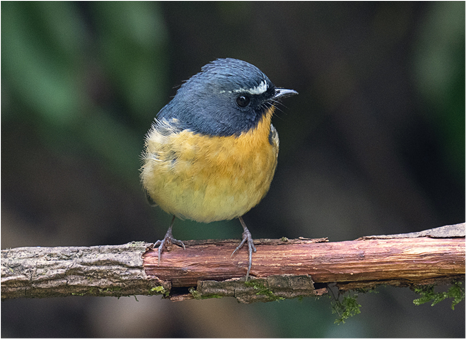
[2,223,464,303]
[1,242,170,300]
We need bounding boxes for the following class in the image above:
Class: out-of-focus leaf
[76,109,143,185]
[413,1,465,181]
[91,2,169,121]
[2,2,169,182]
[414,2,464,101]
[2,2,87,126]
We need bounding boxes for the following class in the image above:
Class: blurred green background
[2,2,464,337]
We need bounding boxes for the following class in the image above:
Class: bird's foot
[154,219,185,264]
[231,217,257,280]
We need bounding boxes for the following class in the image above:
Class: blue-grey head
[157,58,298,136]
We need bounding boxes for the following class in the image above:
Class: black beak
[273,88,298,100]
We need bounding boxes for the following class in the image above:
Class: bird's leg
[154,215,185,264]
[231,216,257,280]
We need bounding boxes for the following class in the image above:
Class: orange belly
[141,107,279,222]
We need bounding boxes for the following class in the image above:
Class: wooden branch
[1,242,170,300]
[2,223,464,303]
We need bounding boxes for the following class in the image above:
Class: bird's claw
[231,218,256,280]
[154,217,185,264]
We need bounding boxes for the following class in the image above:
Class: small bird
[141,58,297,279]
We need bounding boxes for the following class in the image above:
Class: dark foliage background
[2,2,464,337]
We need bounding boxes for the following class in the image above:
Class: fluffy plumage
[140,58,297,279]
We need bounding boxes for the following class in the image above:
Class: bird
[141,58,297,280]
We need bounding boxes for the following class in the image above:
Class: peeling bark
[2,223,464,303]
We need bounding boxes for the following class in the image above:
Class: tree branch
[2,223,464,303]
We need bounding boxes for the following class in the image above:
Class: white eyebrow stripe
[219,80,268,95]
[234,80,268,94]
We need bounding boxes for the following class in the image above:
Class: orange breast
[141,107,279,222]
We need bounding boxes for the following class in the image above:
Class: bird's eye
[236,95,250,107]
